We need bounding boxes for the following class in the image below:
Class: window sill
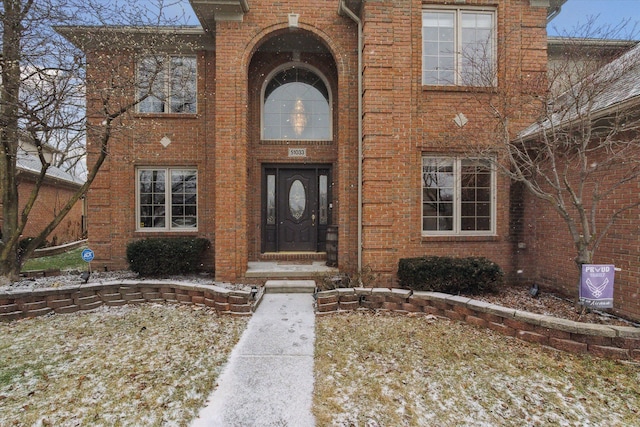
[134,229,199,235]
[133,113,199,119]
[422,85,496,94]
[421,234,500,243]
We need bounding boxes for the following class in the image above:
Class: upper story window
[262,66,331,141]
[137,55,197,114]
[422,8,495,86]
[422,156,495,235]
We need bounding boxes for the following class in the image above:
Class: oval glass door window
[289,180,306,220]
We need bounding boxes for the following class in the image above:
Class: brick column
[214,23,249,282]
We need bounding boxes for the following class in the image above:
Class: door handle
[311,214,316,227]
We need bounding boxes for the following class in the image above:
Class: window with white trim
[422,8,495,86]
[422,157,495,235]
[137,168,197,231]
[137,55,197,113]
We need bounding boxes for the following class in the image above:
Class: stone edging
[315,288,640,361]
[4,283,639,361]
[0,280,261,321]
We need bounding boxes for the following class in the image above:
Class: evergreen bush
[398,256,503,295]
[126,237,210,276]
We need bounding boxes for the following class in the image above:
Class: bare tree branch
[1,0,193,279]
[457,17,640,269]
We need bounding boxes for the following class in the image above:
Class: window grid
[422,157,495,235]
[422,8,495,86]
[137,168,198,231]
[138,55,197,114]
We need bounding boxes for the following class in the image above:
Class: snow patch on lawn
[314,312,640,426]
[0,304,248,425]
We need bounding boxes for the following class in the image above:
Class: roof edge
[55,25,215,52]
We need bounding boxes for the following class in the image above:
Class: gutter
[338,1,363,275]
[546,0,567,23]
[547,6,562,23]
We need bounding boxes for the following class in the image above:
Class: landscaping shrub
[126,237,210,276]
[397,256,503,295]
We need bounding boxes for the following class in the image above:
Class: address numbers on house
[288,148,307,158]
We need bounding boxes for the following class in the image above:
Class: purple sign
[580,264,614,308]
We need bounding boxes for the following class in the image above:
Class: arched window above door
[262,65,332,141]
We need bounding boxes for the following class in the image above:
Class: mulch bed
[468,284,639,327]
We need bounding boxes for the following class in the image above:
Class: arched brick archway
[245,29,341,260]
[213,13,359,282]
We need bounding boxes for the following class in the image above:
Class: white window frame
[422,7,496,86]
[421,156,496,236]
[136,167,198,232]
[137,55,197,114]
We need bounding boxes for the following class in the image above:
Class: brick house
[58,0,562,285]
[519,41,640,321]
[0,141,85,246]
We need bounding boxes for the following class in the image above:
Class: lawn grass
[21,246,88,272]
[314,311,640,426]
[3,300,639,425]
[0,304,248,425]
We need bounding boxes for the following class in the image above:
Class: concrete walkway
[191,291,316,426]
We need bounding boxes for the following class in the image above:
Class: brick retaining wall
[0,280,258,321]
[316,288,640,361]
[4,283,639,361]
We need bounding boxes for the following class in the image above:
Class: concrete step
[246,261,337,279]
[264,280,316,294]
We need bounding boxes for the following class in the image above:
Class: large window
[137,55,197,113]
[262,66,331,141]
[422,157,495,235]
[137,168,197,231]
[422,9,495,86]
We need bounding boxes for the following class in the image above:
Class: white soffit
[190,0,250,29]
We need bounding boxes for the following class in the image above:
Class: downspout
[338,1,363,274]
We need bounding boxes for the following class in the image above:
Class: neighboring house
[519,41,640,320]
[1,55,85,249]
[0,142,85,246]
[58,1,561,285]
[547,36,636,95]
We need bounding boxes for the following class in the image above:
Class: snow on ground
[2,271,640,425]
[0,270,252,292]
[314,312,640,426]
[0,304,248,426]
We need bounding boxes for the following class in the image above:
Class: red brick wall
[84,48,216,271]
[521,147,640,321]
[16,176,84,245]
[82,0,549,285]
[212,2,359,281]
[358,0,548,285]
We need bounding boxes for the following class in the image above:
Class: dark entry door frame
[262,164,332,253]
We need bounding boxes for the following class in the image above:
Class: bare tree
[456,18,640,270]
[0,0,192,280]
